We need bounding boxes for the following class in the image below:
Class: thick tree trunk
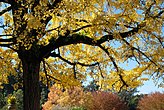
[21,56,41,110]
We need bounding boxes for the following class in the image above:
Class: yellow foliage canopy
[0,0,164,91]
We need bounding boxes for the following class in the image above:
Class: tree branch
[49,52,99,67]
[73,64,76,79]
[0,6,12,16]
[43,60,61,82]
[72,24,92,33]
[0,38,14,42]
[40,25,142,91]
[0,43,13,47]
[0,0,10,4]
[153,10,164,18]
[51,0,63,8]
[97,63,104,78]
[42,60,50,88]
[41,20,144,58]
[47,74,61,82]
[121,38,159,67]
[0,34,13,37]
[98,44,128,88]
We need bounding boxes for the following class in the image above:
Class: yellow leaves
[0,48,18,88]
[7,96,16,104]
[155,0,163,5]
[0,48,3,52]
[39,0,49,6]
[0,73,8,87]
[40,58,82,89]
[97,66,148,91]
[51,15,60,28]
[3,13,13,24]
[59,74,82,88]
[13,83,19,90]
[0,82,3,89]
[24,14,42,30]
[0,0,162,93]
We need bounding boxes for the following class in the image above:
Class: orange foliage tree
[42,85,92,110]
[0,0,164,109]
[43,85,128,110]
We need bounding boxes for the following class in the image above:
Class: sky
[138,79,163,94]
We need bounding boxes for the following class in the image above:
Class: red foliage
[90,91,128,110]
[137,92,164,110]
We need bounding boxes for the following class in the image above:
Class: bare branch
[152,10,164,18]
[75,19,89,23]
[121,38,159,67]
[47,74,61,82]
[98,44,118,70]
[42,60,50,88]
[46,24,91,34]
[97,63,104,78]
[72,24,92,33]
[43,60,61,82]
[0,6,12,16]
[98,44,128,88]
[144,29,164,48]
[0,38,14,42]
[0,34,13,37]
[0,0,10,4]
[73,64,76,79]
[0,43,13,47]
[46,26,60,33]
[145,2,155,19]
[132,50,141,65]
[118,73,128,92]
[49,52,99,67]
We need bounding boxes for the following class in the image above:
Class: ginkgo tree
[0,0,164,110]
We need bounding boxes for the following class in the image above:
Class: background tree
[118,88,144,110]
[137,92,164,110]
[0,0,164,110]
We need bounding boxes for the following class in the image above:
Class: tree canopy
[0,0,164,109]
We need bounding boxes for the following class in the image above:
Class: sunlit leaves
[24,14,42,30]
[42,86,93,109]
[0,0,164,91]
[98,66,149,91]
[0,48,18,88]
[3,13,13,25]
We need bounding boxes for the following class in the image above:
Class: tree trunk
[21,55,41,110]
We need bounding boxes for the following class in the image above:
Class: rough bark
[19,50,41,110]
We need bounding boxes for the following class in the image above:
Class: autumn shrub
[89,91,129,110]
[42,85,92,110]
[137,92,164,110]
